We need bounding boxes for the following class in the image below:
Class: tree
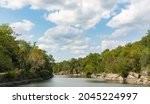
[85,64,95,77]
[0,24,54,82]
[52,30,150,79]
[28,48,46,71]
[0,24,13,36]
[140,48,150,68]
[0,45,13,72]
[0,24,19,71]
[18,40,32,70]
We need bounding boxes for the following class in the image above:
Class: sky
[0,0,150,62]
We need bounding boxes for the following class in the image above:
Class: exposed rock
[91,73,97,78]
[125,72,150,85]
[128,72,139,78]
[56,70,150,85]
[126,72,140,84]
[127,75,136,79]
[140,76,148,80]
[147,81,150,85]
[126,78,137,84]
[96,73,124,82]
[104,73,119,80]
[141,69,149,77]
[95,71,150,85]
[118,76,124,83]
[137,76,149,85]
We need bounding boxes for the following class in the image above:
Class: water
[20,75,144,87]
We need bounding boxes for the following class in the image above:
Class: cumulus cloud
[3,0,149,61]
[39,26,82,44]
[1,0,121,30]
[101,40,127,51]
[10,20,35,41]
[17,34,34,41]
[45,0,120,30]
[10,19,34,33]
[108,0,150,28]
[0,0,27,10]
[38,25,90,55]
[107,0,150,38]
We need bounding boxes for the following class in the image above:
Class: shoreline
[0,76,52,87]
[1,72,149,86]
[55,72,150,86]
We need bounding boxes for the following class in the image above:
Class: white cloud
[107,0,150,39]
[101,40,126,51]
[3,0,147,61]
[110,26,137,39]
[45,0,120,30]
[60,37,90,55]
[107,0,150,28]
[0,0,64,10]
[1,0,121,30]
[10,20,35,41]
[0,0,27,10]
[10,19,34,33]
[17,34,34,42]
[39,26,82,43]
[38,25,91,55]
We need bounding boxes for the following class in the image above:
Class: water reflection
[20,75,144,87]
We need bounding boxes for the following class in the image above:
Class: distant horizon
[0,0,150,61]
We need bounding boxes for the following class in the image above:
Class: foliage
[54,31,150,78]
[0,24,54,82]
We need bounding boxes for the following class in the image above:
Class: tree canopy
[0,24,54,82]
[54,31,150,78]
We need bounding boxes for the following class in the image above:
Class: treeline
[54,31,150,78]
[0,24,54,83]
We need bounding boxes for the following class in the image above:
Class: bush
[37,70,51,78]
[3,69,21,81]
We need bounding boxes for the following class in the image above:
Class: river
[20,75,144,87]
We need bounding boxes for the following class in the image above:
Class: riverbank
[93,72,150,86]
[0,76,53,87]
[55,71,150,86]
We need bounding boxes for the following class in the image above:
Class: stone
[91,73,97,78]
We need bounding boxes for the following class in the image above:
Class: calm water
[20,75,144,87]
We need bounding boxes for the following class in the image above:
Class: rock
[135,75,149,85]
[137,79,143,84]
[103,73,120,81]
[118,76,124,82]
[133,73,140,78]
[128,72,139,78]
[147,81,150,85]
[96,73,124,83]
[127,75,136,79]
[96,72,149,85]
[91,73,97,78]
[126,72,139,84]
[141,69,150,76]
[126,78,137,84]
[98,73,106,79]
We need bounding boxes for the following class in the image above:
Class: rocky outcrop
[93,73,124,83]
[124,71,150,85]
[56,70,150,85]
[126,72,140,84]
[92,71,150,85]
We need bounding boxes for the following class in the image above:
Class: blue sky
[0,0,150,61]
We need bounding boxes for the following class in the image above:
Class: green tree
[0,45,13,72]
[0,24,19,71]
[18,40,32,70]
[28,48,46,71]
